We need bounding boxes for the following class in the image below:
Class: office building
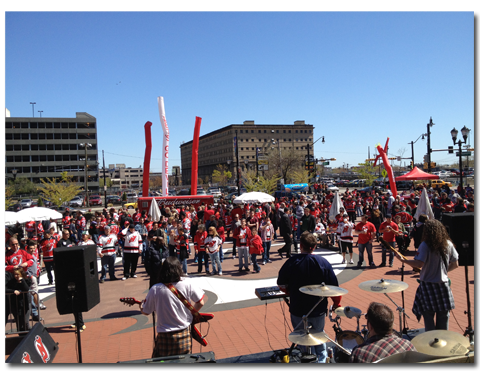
[5,111,99,192]
[180,120,314,185]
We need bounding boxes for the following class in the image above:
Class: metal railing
[5,291,43,335]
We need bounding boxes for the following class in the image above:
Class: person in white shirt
[140,256,205,357]
[204,227,223,275]
[337,213,355,264]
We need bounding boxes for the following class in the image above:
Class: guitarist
[139,256,205,357]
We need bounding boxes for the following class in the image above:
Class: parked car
[208,188,222,197]
[89,195,103,206]
[177,189,191,196]
[431,179,453,189]
[106,195,121,205]
[168,189,176,196]
[126,192,138,203]
[69,196,84,207]
[20,199,34,208]
[8,203,22,212]
[326,184,339,192]
[196,187,207,195]
[358,186,385,196]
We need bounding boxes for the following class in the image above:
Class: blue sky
[5,10,475,174]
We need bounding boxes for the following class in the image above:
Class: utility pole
[235,130,240,195]
[102,150,108,209]
[427,117,434,175]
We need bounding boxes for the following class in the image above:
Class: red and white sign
[158,96,170,197]
[138,195,214,215]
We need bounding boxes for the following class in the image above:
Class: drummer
[277,231,341,363]
[349,302,416,363]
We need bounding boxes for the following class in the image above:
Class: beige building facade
[180,120,314,185]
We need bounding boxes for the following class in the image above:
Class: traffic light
[410,161,414,169]
[448,146,454,154]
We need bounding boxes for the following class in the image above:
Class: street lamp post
[11,169,18,196]
[80,143,92,207]
[235,130,241,195]
[102,150,108,209]
[30,102,36,117]
[244,158,249,172]
[407,134,426,169]
[271,131,282,181]
[427,117,434,175]
[38,110,43,117]
[451,126,470,196]
[307,136,325,181]
[110,170,115,194]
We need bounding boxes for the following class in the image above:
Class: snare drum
[335,331,364,363]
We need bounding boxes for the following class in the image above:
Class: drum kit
[287,279,473,363]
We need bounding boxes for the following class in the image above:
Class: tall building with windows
[180,120,314,185]
[5,112,99,191]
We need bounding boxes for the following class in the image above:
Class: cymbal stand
[463,265,474,347]
[383,292,410,335]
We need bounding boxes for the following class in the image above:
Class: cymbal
[334,306,362,318]
[288,329,329,346]
[300,284,348,297]
[358,279,408,293]
[411,330,470,357]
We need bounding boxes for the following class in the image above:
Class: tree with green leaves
[5,185,15,210]
[355,161,377,186]
[212,164,232,186]
[8,177,37,196]
[265,147,304,183]
[99,177,113,189]
[242,169,280,195]
[37,172,82,207]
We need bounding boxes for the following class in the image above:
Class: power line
[103,151,181,161]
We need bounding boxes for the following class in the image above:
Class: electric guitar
[378,237,421,272]
[120,297,214,346]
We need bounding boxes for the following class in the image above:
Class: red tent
[395,167,439,181]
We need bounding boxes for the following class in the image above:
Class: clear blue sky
[5,11,475,174]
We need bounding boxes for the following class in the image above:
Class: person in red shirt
[5,237,34,273]
[193,224,209,274]
[354,216,377,268]
[247,227,263,273]
[378,214,401,267]
[40,231,57,285]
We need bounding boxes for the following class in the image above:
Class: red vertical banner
[142,121,152,198]
[191,116,202,195]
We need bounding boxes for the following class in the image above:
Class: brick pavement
[5,230,475,364]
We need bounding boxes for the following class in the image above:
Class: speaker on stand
[53,245,100,363]
[441,212,474,346]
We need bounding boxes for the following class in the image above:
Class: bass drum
[334,331,364,363]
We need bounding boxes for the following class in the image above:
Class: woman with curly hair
[394,219,458,331]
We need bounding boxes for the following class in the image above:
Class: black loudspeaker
[441,212,474,267]
[53,245,100,314]
[5,322,59,363]
[117,351,216,364]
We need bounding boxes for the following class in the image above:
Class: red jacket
[248,234,263,255]
[194,231,208,252]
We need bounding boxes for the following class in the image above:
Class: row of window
[5,133,96,141]
[238,129,312,134]
[5,122,95,129]
[6,144,97,152]
[6,154,97,163]
[240,137,312,143]
[6,166,99,174]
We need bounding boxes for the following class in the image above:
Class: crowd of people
[4,180,473,361]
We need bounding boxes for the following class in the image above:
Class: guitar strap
[165,283,201,322]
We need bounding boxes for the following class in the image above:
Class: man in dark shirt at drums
[349,302,416,363]
[277,232,341,363]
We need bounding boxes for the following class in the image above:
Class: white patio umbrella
[15,207,63,224]
[148,198,162,222]
[5,211,20,226]
[329,191,344,221]
[414,187,435,221]
[233,191,274,204]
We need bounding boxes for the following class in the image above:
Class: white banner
[157,96,169,197]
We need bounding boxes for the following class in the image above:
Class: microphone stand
[400,262,408,335]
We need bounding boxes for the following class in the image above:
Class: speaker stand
[463,265,474,346]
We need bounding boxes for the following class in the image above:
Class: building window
[283,130,286,133]
[276,130,279,133]
[251,130,254,133]
[241,147,244,150]
[241,156,244,159]
[240,130,243,133]
[289,130,291,133]
[296,130,298,133]
[300,130,303,133]
[264,130,266,133]
[289,138,292,141]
